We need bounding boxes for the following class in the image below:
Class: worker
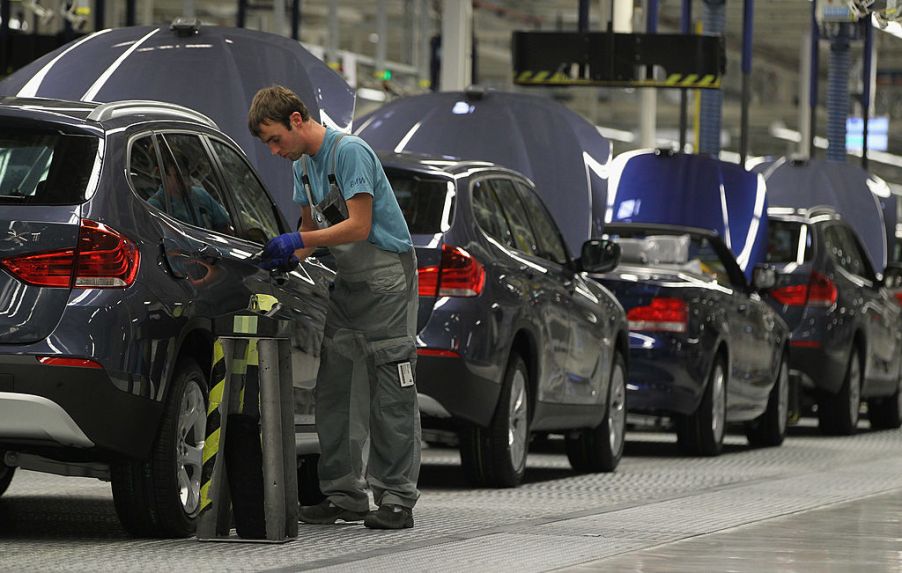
[248,85,421,530]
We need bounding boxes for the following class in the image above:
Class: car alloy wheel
[711,362,726,445]
[177,381,206,515]
[507,368,529,473]
[777,361,790,437]
[608,362,626,456]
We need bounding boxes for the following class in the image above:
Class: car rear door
[130,131,274,326]
[488,177,572,404]
[833,224,899,389]
[513,179,610,406]
[0,124,100,344]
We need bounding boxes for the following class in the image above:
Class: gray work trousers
[315,245,421,511]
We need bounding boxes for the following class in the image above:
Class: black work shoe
[299,500,369,524]
[364,504,414,530]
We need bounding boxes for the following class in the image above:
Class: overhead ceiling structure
[61,0,902,183]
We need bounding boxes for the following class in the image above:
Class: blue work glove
[262,232,305,261]
[258,254,299,272]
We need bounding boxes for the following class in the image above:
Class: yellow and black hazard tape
[199,338,258,513]
[514,70,720,89]
[199,339,226,513]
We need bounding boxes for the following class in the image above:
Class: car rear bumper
[0,355,162,459]
[787,344,846,395]
[416,354,501,428]
[626,333,708,416]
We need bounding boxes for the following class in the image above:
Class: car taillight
[895,292,902,306]
[417,244,485,298]
[0,219,140,289]
[37,356,103,369]
[770,272,836,307]
[627,297,688,333]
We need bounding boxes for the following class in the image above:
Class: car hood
[605,151,767,282]
[0,24,355,224]
[355,89,611,258]
[754,157,889,271]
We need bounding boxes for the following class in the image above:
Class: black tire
[297,454,326,506]
[746,353,790,447]
[0,461,14,497]
[868,379,902,430]
[818,348,862,436]
[112,357,208,537]
[458,353,530,488]
[677,354,727,456]
[566,353,627,473]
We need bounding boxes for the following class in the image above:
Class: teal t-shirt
[292,128,412,254]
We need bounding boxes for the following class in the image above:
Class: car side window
[513,180,568,265]
[490,178,537,256]
[161,133,236,236]
[128,135,164,202]
[210,139,282,245]
[471,179,514,248]
[824,225,869,279]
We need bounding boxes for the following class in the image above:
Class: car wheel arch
[163,328,214,401]
[509,328,538,423]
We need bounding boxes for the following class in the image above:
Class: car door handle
[193,245,222,264]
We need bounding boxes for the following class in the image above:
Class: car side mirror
[580,239,620,273]
[752,264,777,290]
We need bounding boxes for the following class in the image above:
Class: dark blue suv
[765,206,902,434]
[380,152,628,487]
[0,97,333,537]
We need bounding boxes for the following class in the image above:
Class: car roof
[0,96,218,132]
[377,150,528,181]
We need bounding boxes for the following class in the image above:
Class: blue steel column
[739,0,753,165]
[291,0,301,41]
[810,0,820,157]
[826,23,850,161]
[0,0,9,75]
[861,18,873,169]
[126,0,136,26]
[699,0,725,156]
[679,0,692,151]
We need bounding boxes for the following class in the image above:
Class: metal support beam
[679,0,692,152]
[291,0,300,40]
[826,23,850,162]
[739,0,754,165]
[861,18,873,169]
[126,0,136,26]
[327,0,339,65]
[809,0,819,158]
[94,0,106,31]
[183,0,195,18]
[699,0,725,156]
[376,0,387,77]
[799,31,813,157]
[640,0,659,148]
[419,0,430,87]
[440,0,472,91]
[273,0,285,35]
[237,0,247,28]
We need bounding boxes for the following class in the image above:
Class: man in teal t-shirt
[248,85,420,531]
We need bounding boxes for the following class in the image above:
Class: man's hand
[263,232,305,261]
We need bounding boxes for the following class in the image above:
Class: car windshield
[386,170,453,234]
[0,129,99,205]
[767,219,811,264]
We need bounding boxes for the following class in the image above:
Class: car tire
[297,454,326,506]
[112,357,208,538]
[818,348,862,436]
[746,353,790,447]
[677,354,727,456]
[0,460,14,497]
[867,379,902,430]
[458,352,530,488]
[566,353,627,473]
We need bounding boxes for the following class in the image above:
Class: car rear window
[0,128,99,205]
[767,220,812,264]
[386,171,452,234]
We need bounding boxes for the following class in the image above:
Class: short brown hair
[247,85,310,137]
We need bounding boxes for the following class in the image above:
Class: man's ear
[290,111,303,129]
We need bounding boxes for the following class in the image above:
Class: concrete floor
[2,421,902,571]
